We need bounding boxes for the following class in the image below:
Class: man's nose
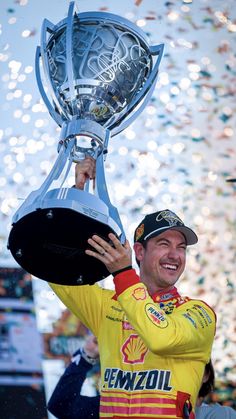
[167,247,179,258]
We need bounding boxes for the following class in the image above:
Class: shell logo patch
[132,287,147,301]
[121,334,148,364]
[135,223,144,241]
[145,303,168,328]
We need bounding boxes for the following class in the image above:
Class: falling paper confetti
[0,0,236,387]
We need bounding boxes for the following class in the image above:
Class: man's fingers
[75,158,96,185]
[76,174,85,187]
[86,234,132,273]
[75,165,94,180]
[88,234,131,255]
[88,234,122,255]
[87,236,113,256]
[86,234,131,261]
[108,233,131,252]
[87,237,103,252]
[85,248,113,263]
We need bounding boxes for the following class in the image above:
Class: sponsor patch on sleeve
[183,304,213,329]
[145,303,168,328]
[132,287,147,301]
[182,312,197,328]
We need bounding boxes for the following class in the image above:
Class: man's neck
[143,279,176,296]
[139,269,178,295]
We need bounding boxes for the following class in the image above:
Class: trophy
[8,2,164,285]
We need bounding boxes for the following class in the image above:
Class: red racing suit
[50,268,216,419]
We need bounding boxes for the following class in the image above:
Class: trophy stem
[60,117,107,147]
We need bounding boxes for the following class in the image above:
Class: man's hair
[198,360,215,398]
[135,240,148,267]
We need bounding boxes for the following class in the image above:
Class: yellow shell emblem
[132,287,147,301]
[121,334,148,364]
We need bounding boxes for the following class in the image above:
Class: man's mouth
[161,263,178,271]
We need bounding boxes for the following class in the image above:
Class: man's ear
[133,242,145,262]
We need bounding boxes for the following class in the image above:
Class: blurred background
[0,0,236,417]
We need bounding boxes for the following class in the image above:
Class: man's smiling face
[134,229,187,293]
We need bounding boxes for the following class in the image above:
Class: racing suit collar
[112,285,181,302]
[152,286,181,303]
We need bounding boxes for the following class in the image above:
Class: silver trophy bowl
[8,2,164,285]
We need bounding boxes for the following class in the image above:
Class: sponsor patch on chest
[145,303,168,328]
[103,368,172,392]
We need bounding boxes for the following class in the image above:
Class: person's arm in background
[47,335,100,419]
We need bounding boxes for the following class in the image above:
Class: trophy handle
[35,46,64,127]
[66,1,78,113]
[95,131,126,243]
[12,138,75,223]
[109,43,164,137]
[39,18,69,122]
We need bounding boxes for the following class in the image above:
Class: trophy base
[8,189,120,285]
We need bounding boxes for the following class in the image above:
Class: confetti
[0,0,236,386]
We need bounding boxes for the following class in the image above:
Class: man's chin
[161,276,179,287]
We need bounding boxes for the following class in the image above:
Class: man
[47,334,100,419]
[49,157,216,419]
